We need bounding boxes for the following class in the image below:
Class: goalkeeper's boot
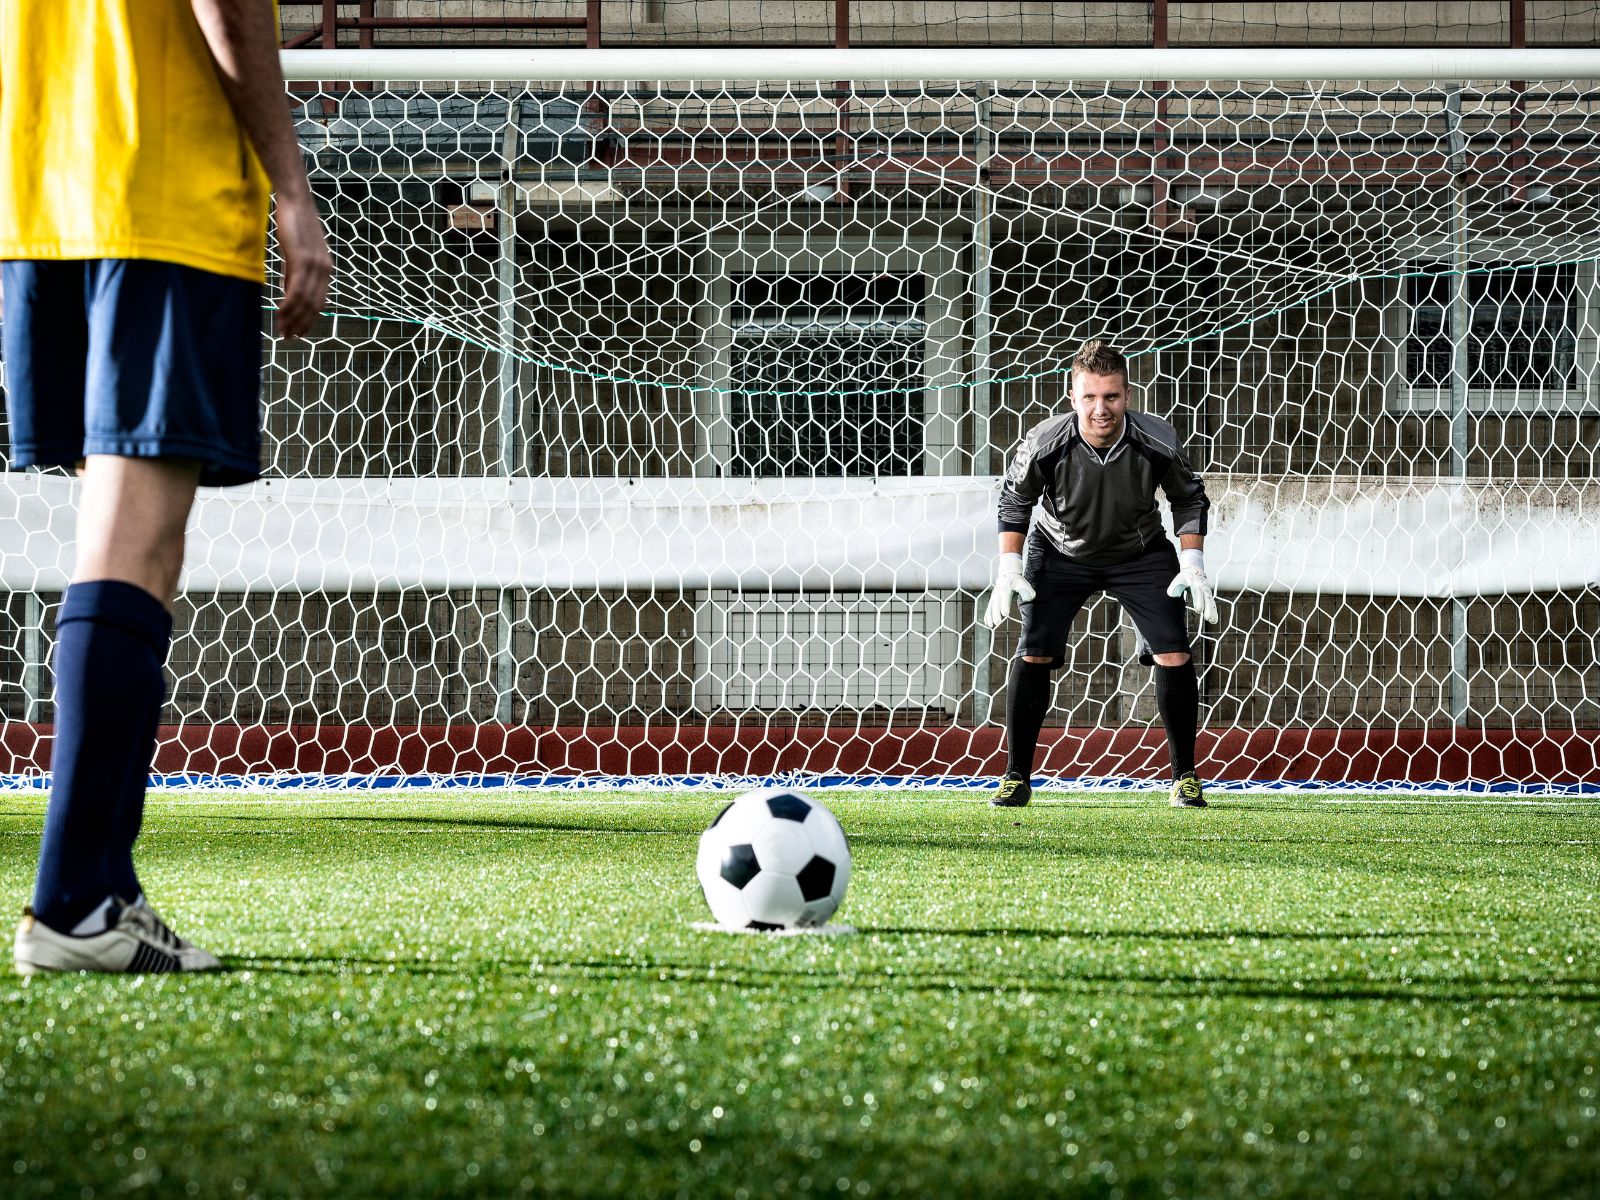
[14,897,222,975]
[992,771,1033,808]
[1170,771,1207,808]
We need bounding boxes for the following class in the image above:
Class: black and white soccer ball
[696,788,851,930]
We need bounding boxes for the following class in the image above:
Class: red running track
[1,723,1597,785]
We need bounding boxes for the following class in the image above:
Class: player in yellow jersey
[2,1,331,973]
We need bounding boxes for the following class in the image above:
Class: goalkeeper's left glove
[1167,548,1219,625]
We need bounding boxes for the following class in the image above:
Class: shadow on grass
[176,813,1598,869]
[854,829,1600,885]
[558,959,1600,1005]
[226,954,477,978]
[220,950,1600,1005]
[868,925,1454,941]
[191,813,691,837]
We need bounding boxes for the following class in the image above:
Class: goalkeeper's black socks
[1155,659,1200,779]
[1005,659,1054,779]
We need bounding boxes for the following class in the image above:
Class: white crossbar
[280,47,1600,83]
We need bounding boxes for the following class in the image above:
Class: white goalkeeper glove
[983,552,1036,628]
[1167,548,1219,625]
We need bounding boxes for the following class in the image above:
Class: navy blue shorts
[1018,537,1192,669]
[1,259,263,487]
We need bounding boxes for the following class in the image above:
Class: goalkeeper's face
[1070,370,1129,448]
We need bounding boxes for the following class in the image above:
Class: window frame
[691,587,964,718]
[694,234,964,478]
[1386,250,1600,415]
[725,273,931,478]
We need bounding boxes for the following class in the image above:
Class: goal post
[2,47,1599,793]
[278,46,1600,82]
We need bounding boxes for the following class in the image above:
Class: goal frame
[7,46,1597,794]
[279,47,1600,83]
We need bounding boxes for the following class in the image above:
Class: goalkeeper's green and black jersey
[997,410,1210,565]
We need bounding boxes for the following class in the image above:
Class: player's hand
[982,552,1036,628]
[1167,548,1219,625]
[274,188,332,338]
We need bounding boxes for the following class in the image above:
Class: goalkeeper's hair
[1071,338,1129,387]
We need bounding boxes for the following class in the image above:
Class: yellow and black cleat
[1170,771,1207,808]
[992,772,1033,808]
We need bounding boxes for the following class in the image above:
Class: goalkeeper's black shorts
[1017,538,1191,669]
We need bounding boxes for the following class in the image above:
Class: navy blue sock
[32,581,172,931]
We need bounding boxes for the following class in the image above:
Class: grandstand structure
[1,3,1598,789]
[273,3,1600,51]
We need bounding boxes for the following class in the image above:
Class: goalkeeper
[984,339,1216,808]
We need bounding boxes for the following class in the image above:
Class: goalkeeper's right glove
[983,552,1036,628]
[1166,547,1219,625]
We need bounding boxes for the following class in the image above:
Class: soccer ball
[696,788,851,930]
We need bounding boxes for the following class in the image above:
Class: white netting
[2,58,1597,790]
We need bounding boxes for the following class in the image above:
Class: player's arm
[1161,446,1218,624]
[984,434,1044,628]
[190,0,331,337]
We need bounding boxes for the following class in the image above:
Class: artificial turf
[1,789,1597,1198]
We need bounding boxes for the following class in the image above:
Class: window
[694,589,960,716]
[695,235,961,478]
[727,273,927,477]
[1403,262,1579,394]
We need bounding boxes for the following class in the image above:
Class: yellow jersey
[0,1,274,282]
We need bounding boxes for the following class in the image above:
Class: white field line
[133,791,1195,806]
[1317,796,1598,807]
[1,791,1592,809]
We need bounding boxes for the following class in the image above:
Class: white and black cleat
[14,898,222,975]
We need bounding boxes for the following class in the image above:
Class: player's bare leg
[74,455,202,605]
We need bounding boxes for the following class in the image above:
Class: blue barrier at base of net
[0,773,1595,796]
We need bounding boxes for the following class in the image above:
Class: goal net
[2,47,1597,792]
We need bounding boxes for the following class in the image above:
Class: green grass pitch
[2,790,1597,1198]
